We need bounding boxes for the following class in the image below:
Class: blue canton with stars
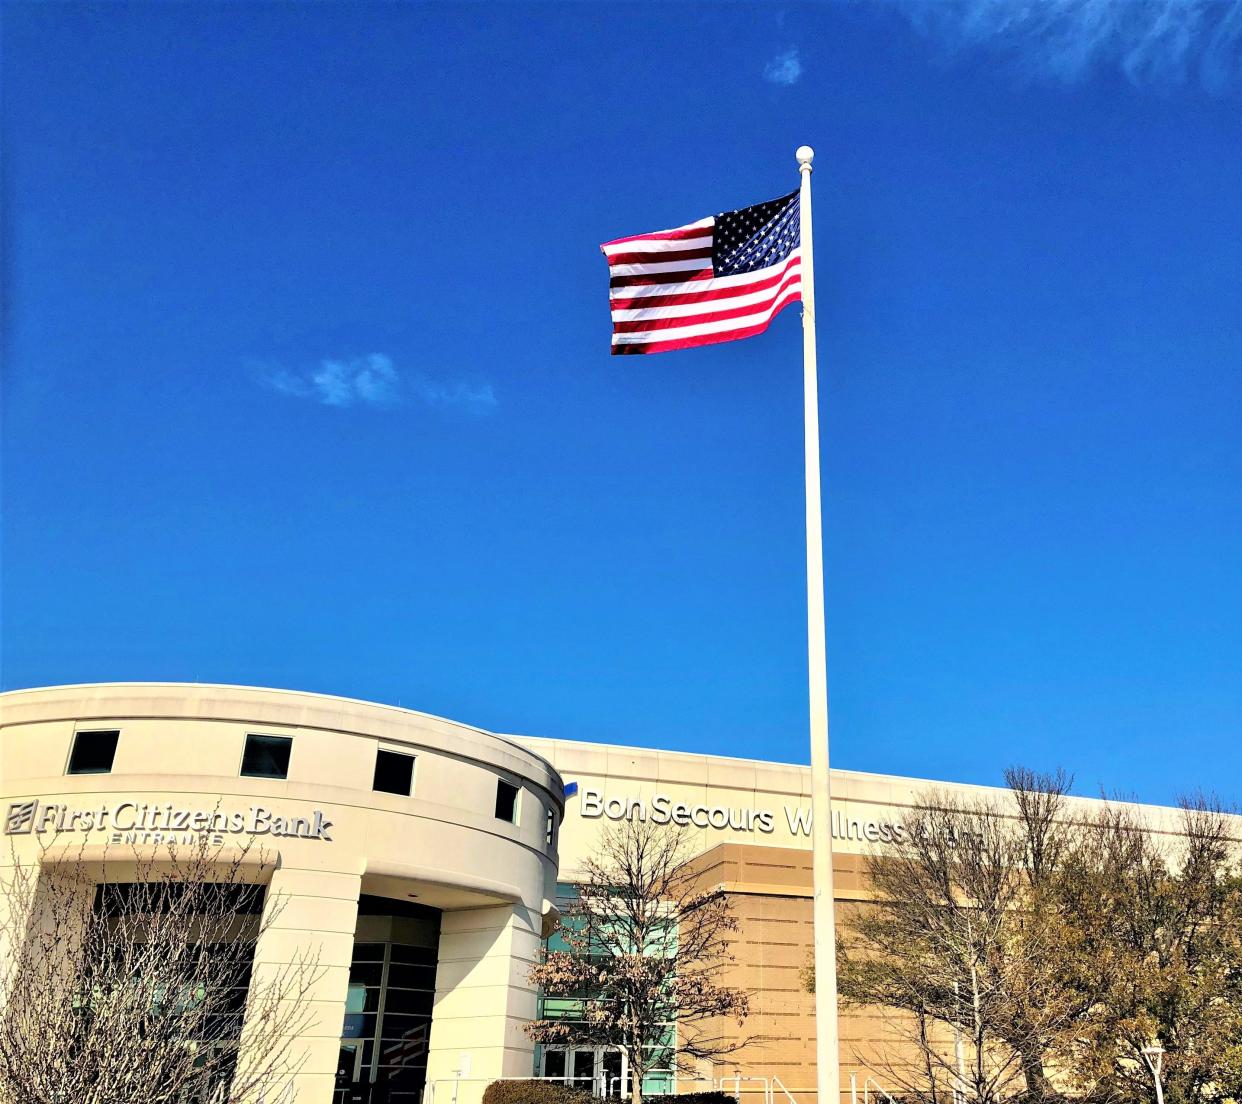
[712,190,800,276]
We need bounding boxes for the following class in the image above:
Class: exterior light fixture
[1140,1045,1165,1104]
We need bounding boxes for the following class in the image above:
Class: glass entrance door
[540,1047,627,1097]
[335,1043,367,1103]
[600,1050,624,1097]
[571,1049,597,1093]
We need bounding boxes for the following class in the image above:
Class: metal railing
[849,1074,896,1104]
[425,1068,803,1104]
[428,1072,684,1104]
[717,1076,770,1104]
[609,1070,677,1098]
[769,1076,797,1104]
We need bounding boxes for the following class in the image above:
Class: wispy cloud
[890,0,1242,91]
[257,353,496,413]
[764,47,803,86]
[409,377,497,410]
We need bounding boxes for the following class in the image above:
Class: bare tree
[526,817,749,1104]
[818,771,1242,1104]
[0,834,323,1104]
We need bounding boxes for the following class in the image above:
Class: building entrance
[335,897,441,1104]
[540,1047,626,1097]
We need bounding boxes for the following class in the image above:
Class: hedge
[482,1084,738,1104]
[482,1081,596,1104]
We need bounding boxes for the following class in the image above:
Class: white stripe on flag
[607,258,713,277]
[600,218,714,255]
[608,251,801,301]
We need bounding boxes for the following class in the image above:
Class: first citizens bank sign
[4,799,333,845]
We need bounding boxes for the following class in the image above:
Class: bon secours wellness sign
[575,787,917,845]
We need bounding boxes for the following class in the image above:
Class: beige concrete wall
[427,902,546,1093]
[513,735,1194,879]
[0,684,565,1104]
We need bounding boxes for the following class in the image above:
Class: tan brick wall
[685,844,929,1104]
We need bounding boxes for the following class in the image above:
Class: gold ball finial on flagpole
[796,145,814,171]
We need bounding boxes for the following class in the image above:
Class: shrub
[482,1081,595,1104]
[482,1083,738,1104]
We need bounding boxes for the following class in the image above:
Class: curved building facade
[0,684,565,1104]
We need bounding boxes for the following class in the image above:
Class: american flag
[601,190,802,355]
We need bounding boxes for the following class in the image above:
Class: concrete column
[426,901,543,1104]
[241,866,361,1104]
[0,856,94,1013]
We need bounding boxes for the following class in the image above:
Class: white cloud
[891,0,1242,90]
[410,377,498,410]
[764,47,804,86]
[257,354,496,413]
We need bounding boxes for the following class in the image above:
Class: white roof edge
[506,732,989,789]
[0,682,554,774]
[505,734,1238,817]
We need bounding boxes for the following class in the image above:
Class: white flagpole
[797,143,841,1104]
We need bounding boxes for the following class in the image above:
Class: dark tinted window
[495,780,519,823]
[383,988,435,1015]
[389,944,437,966]
[240,734,292,779]
[68,730,119,775]
[373,749,414,796]
[386,962,437,990]
[343,1013,378,1040]
[95,882,266,916]
[349,962,385,987]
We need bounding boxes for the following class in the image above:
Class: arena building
[0,684,1217,1104]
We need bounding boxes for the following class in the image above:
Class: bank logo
[5,800,37,834]
[563,782,579,800]
[1,799,333,843]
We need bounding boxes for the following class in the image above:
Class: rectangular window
[545,805,556,847]
[372,749,415,796]
[240,734,292,779]
[495,779,519,824]
[67,730,120,775]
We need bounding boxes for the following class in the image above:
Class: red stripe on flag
[601,223,713,248]
[609,306,798,354]
[611,284,802,334]
[609,257,800,310]
[611,315,796,354]
[605,246,713,266]
[609,268,713,289]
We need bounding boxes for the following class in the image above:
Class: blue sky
[3,1,1240,806]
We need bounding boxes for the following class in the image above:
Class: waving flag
[601,190,802,355]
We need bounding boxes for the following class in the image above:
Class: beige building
[514,737,1194,1103]
[1,685,564,1104]
[0,684,1225,1104]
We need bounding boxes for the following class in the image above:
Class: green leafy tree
[1055,796,1242,1104]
